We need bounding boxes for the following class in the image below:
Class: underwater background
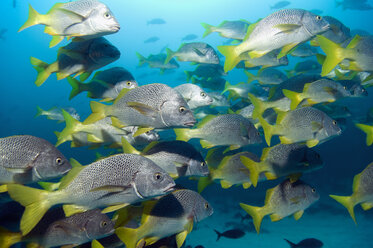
[1,0,373,247]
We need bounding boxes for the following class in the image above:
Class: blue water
[1,0,373,247]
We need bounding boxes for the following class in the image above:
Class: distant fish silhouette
[12,0,16,8]
[144,36,159,43]
[214,229,245,241]
[0,28,7,40]
[270,0,290,9]
[285,238,323,248]
[182,34,198,41]
[147,18,166,25]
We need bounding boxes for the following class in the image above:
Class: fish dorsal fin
[133,127,154,138]
[346,35,362,49]
[197,115,216,128]
[243,22,258,40]
[63,204,89,217]
[142,141,160,154]
[102,203,129,214]
[275,110,287,125]
[205,147,219,165]
[264,187,275,205]
[260,147,271,160]
[59,166,85,189]
[126,102,158,118]
[69,158,83,168]
[38,182,60,191]
[114,88,131,104]
[121,137,141,155]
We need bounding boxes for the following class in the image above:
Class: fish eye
[100,221,108,228]
[316,16,322,21]
[311,188,316,193]
[343,86,347,90]
[204,202,209,209]
[104,12,111,19]
[153,172,163,181]
[200,92,206,97]
[362,88,366,92]
[179,106,186,113]
[201,162,206,167]
[55,157,63,165]
[126,81,131,86]
[145,131,150,134]
[332,120,337,125]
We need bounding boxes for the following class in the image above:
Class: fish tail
[221,81,232,95]
[115,227,139,248]
[67,76,84,100]
[0,227,22,248]
[201,23,214,38]
[239,203,265,234]
[329,194,357,224]
[284,239,297,248]
[197,176,213,193]
[164,48,174,65]
[240,156,261,187]
[34,106,44,118]
[135,52,146,66]
[7,184,54,235]
[217,45,241,72]
[258,115,275,146]
[282,89,303,110]
[248,93,266,119]
[121,137,141,155]
[174,128,192,142]
[317,35,346,76]
[355,123,373,146]
[83,101,108,124]
[30,57,57,87]
[49,35,64,48]
[213,229,222,241]
[244,70,256,84]
[184,71,192,82]
[18,4,41,32]
[91,240,104,248]
[56,109,82,146]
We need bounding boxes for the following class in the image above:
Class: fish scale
[62,0,102,16]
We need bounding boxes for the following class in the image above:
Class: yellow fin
[242,182,252,189]
[63,204,89,217]
[176,230,188,248]
[91,240,104,248]
[279,136,293,144]
[306,139,319,148]
[240,156,260,187]
[0,184,7,193]
[114,88,131,104]
[174,128,192,142]
[201,22,214,38]
[70,158,83,168]
[164,47,174,65]
[355,123,373,146]
[111,116,125,128]
[87,134,103,143]
[0,227,22,248]
[282,89,303,110]
[38,182,60,191]
[293,210,304,220]
[243,22,258,40]
[49,35,64,48]
[330,194,356,224]
[102,203,129,214]
[270,213,283,222]
[346,35,362,49]
[220,180,233,189]
[249,50,269,59]
[264,172,277,180]
[18,4,41,32]
[59,166,84,189]
[264,187,275,205]
[361,202,373,211]
[115,227,138,248]
[278,43,299,59]
[121,137,141,155]
[317,35,345,76]
[240,203,264,234]
[127,102,158,117]
[133,127,154,137]
[248,93,266,119]
[197,115,216,128]
[289,173,302,183]
[258,115,275,146]
[197,177,213,193]
[200,139,215,149]
[273,24,301,33]
[217,45,241,72]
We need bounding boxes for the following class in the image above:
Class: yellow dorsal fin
[275,109,287,125]
[133,127,154,137]
[260,147,271,161]
[142,141,160,154]
[346,35,362,49]
[243,22,258,40]
[59,166,85,189]
[264,187,275,205]
[114,88,131,104]
[63,204,89,217]
[69,158,83,168]
[121,137,141,155]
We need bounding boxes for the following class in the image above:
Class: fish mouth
[184,121,196,127]
[164,183,176,193]
[112,25,121,32]
[322,23,330,31]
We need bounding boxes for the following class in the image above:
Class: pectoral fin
[293,210,304,220]
[90,185,131,193]
[176,230,188,248]
[274,24,301,33]
[127,102,158,118]
[101,203,129,214]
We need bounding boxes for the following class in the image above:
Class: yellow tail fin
[56,109,82,146]
[0,227,22,248]
[244,70,256,84]
[239,203,265,234]
[282,89,303,110]
[355,123,373,146]
[164,48,174,65]
[7,184,53,235]
[248,93,266,119]
[34,106,44,118]
[67,76,83,100]
[121,137,141,155]
[174,128,192,142]
[317,35,345,76]
[217,45,241,72]
[201,23,214,38]
[258,115,275,146]
[240,156,261,187]
[18,4,41,32]
[30,57,57,87]
[197,176,213,193]
[115,227,139,248]
[329,194,357,224]
[83,101,108,124]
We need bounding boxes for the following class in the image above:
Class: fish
[174,84,213,109]
[337,79,368,97]
[258,107,342,147]
[240,143,323,186]
[191,77,226,91]
[194,106,221,120]
[290,43,318,57]
[218,9,330,72]
[0,28,7,40]
[67,67,138,100]
[174,114,261,150]
[136,52,179,74]
[201,20,250,40]
[240,179,320,233]
[208,92,230,107]
[84,83,196,130]
[285,238,324,248]
[144,36,160,43]
[115,189,213,248]
[286,60,321,76]
[31,37,120,86]
[318,35,373,76]
[35,106,80,122]
[238,49,289,69]
[19,0,120,47]
[165,42,220,64]
[0,208,114,248]
[147,18,166,25]
[214,228,245,241]
[0,135,72,184]
[197,150,264,192]
[184,64,226,82]
[317,16,351,45]
[270,1,291,9]
[122,139,209,178]
[282,78,351,109]
[336,0,373,11]
[7,153,176,235]
[245,68,287,85]
[182,34,198,41]
[314,103,351,119]
[355,123,373,146]
[330,162,373,224]
[222,81,265,100]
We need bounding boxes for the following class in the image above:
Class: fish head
[205,48,220,64]
[186,157,209,177]
[322,116,342,138]
[302,12,330,36]
[244,123,262,145]
[134,162,176,199]
[160,100,196,128]
[278,55,289,66]
[116,80,139,91]
[351,84,368,97]
[303,149,324,170]
[89,7,120,35]
[83,209,115,240]
[192,194,214,222]
[302,182,320,204]
[189,89,214,109]
[33,146,72,181]
[89,38,121,65]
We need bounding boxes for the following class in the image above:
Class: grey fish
[209,92,230,107]
[214,229,245,241]
[336,0,373,11]
[122,140,208,178]
[270,1,291,9]
[84,83,196,129]
[182,34,198,41]
[0,135,71,184]
[144,36,160,43]
[285,238,324,248]
[174,83,213,109]
[238,49,289,69]
[292,60,321,75]
[336,79,368,97]
[8,153,176,235]
[320,16,351,44]
[201,20,250,40]
[290,43,318,57]
[31,37,120,86]
[314,103,351,119]
[246,68,287,85]
[191,76,226,91]
[35,106,80,123]
[136,52,179,73]
[165,42,220,64]
[147,18,166,25]
[185,64,226,82]
[67,67,138,100]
